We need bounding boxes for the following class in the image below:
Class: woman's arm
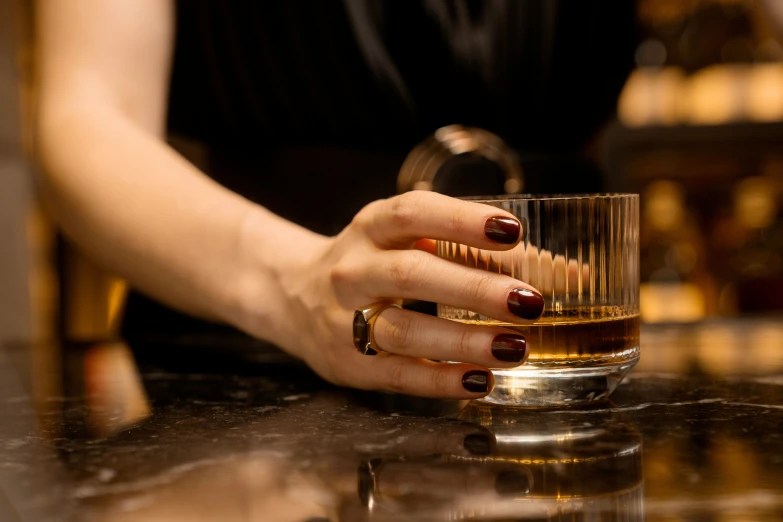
[35,0,323,327]
[36,0,544,399]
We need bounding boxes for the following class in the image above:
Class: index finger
[357,191,522,250]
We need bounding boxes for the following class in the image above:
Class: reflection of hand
[92,457,335,522]
[240,191,544,399]
[359,457,532,508]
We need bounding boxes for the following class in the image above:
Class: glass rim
[459,193,638,203]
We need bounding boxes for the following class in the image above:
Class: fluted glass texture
[438,194,640,406]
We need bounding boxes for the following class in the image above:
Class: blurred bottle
[728,173,783,312]
[640,181,714,322]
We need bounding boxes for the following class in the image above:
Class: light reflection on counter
[8,318,783,522]
[83,342,150,438]
[636,318,783,375]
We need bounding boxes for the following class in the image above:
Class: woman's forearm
[36,105,326,339]
[32,0,537,400]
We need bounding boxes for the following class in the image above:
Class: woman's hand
[33,0,540,400]
[238,191,545,399]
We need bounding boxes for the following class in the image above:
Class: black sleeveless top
[123,0,637,347]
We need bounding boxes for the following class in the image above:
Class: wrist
[227,205,329,349]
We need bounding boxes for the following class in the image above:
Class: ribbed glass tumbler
[438,194,640,407]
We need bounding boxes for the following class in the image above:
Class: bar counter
[2,318,783,521]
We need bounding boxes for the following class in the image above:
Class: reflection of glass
[357,404,644,521]
[437,195,640,406]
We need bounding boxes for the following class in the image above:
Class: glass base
[480,357,639,407]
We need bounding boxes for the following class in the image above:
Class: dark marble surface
[2,318,783,521]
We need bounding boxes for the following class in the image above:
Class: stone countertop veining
[1,318,783,521]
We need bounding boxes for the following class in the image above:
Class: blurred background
[609,0,783,324]
[2,5,783,520]
[2,0,783,348]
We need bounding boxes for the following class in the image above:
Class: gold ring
[352,302,402,356]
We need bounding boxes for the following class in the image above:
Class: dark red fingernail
[462,370,490,393]
[484,216,521,244]
[507,288,544,320]
[491,334,528,362]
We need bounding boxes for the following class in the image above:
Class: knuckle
[384,363,409,394]
[388,193,420,230]
[453,328,475,361]
[465,272,495,303]
[381,313,415,351]
[329,259,364,291]
[388,253,427,291]
[352,200,383,229]
[429,367,452,396]
[447,207,469,236]
[329,262,352,285]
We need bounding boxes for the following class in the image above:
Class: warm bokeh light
[747,63,783,121]
[644,181,687,232]
[618,67,685,127]
[683,65,745,125]
[619,64,783,127]
[733,176,778,229]
[640,282,706,323]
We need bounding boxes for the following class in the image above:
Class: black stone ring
[352,302,402,356]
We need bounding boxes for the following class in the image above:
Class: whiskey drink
[439,311,640,365]
[439,308,640,406]
[438,194,640,406]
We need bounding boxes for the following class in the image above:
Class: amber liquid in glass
[440,308,640,368]
[437,194,640,405]
[499,314,640,367]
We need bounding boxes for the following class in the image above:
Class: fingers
[352,250,544,323]
[323,307,504,399]
[346,353,495,399]
[357,191,522,250]
[372,306,529,367]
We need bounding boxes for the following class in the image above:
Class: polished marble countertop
[2,318,783,521]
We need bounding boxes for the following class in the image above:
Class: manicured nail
[484,216,521,244]
[495,470,531,496]
[507,288,544,320]
[491,334,528,363]
[463,433,493,455]
[462,370,490,393]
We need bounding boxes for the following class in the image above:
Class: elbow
[33,99,99,175]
